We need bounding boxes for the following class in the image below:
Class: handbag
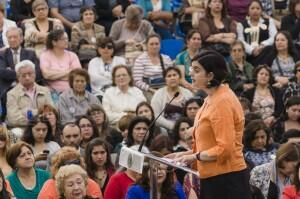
[143,55,166,88]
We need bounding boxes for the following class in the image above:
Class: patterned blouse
[252,90,275,119]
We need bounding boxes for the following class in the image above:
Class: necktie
[13,50,18,66]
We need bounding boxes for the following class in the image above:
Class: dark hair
[111,65,133,87]
[22,115,53,145]
[243,119,271,149]
[280,129,300,143]
[68,68,90,89]
[96,37,115,57]
[6,141,34,169]
[86,104,109,131]
[146,33,161,44]
[239,97,251,112]
[253,64,273,85]
[183,98,202,117]
[173,117,193,146]
[276,142,300,169]
[247,0,263,16]
[0,168,12,199]
[135,152,176,199]
[61,122,81,135]
[281,96,300,121]
[293,161,300,192]
[46,29,66,49]
[136,101,155,122]
[149,135,173,155]
[186,29,202,43]
[245,112,263,126]
[126,116,151,147]
[80,6,97,21]
[163,66,182,79]
[289,0,300,15]
[273,31,297,57]
[85,138,115,181]
[206,0,227,18]
[118,114,136,132]
[38,104,61,140]
[192,50,228,87]
[75,115,99,143]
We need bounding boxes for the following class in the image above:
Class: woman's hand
[35,153,48,161]
[174,154,196,166]
[275,76,289,86]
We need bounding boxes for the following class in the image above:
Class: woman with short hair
[57,68,101,125]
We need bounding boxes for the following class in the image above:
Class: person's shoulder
[4,18,17,27]
[6,170,17,180]
[35,168,51,177]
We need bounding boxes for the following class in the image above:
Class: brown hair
[68,68,90,89]
[289,0,300,15]
[6,141,33,170]
[0,125,10,156]
[276,142,300,169]
[32,0,48,11]
[118,114,136,132]
[111,65,133,86]
[253,64,273,85]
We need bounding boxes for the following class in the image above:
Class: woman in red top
[282,161,300,199]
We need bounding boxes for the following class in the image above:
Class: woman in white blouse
[88,37,126,100]
[102,65,146,125]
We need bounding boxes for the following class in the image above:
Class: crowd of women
[1,0,300,198]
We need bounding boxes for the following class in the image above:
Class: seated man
[0,27,43,100]
[49,0,95,35]
[6,60,53,128]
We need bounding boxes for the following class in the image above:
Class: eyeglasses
[79,124,92,128]
[100,44,113,49]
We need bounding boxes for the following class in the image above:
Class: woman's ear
[206,72,214,82]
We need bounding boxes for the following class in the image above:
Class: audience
[24,0,63,57]
[6,60,53,129]
[6,141,50,199]
[88,37,126,100]
[39,29,81,102]
[102,65,146,125]
[85,138,115,193]
[71,6,105,66]
[57,68,101,125]
[183,98,202,121]
[151,67,193,130]
[22,115,60,170]
[75,115,99,149]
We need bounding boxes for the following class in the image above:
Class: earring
[207,81,211,87]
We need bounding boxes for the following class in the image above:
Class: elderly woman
[24,0,63,57]
[88,37,126,99]
[102,65,146,125]
[176,29,202,91]
[0,4,17,49]
[40,29,81,102]
[226,40,254,95]
[109,4,154,58]
[55,164,94,199]
[37,147,103,199]
[57,68,101,125]
[197,0,237,57]
[6,142,50,199]
[250,142,300,199]
[237,0,277,58]
[71,6,105,66]
[133,34,173,99]
[151,67,193,130]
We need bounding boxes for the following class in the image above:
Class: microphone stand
[138,91,180,152]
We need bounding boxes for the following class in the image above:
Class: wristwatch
[196,152,202,161]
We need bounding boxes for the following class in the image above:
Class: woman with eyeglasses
[102,65,146,125]
[24,0,63,57]
[75,115,99,149]
[0,125,12,177]
[6,142,51,199]
[40,29,81,102]
[21,115,60,170]
[37,147,103,199]
[88,37,126,100]
[87,104,123,150]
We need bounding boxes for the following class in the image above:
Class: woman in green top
[6,141,50,199]
[227,40,254,95]
[175,29,202,91]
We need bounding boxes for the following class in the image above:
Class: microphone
[138,91,180,152]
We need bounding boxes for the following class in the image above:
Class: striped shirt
[132,52,173,91]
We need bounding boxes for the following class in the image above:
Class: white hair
[15,60,35,73]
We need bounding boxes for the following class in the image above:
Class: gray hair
[125,4,144,22]
[15,60,35,73]
[6,27,23,38]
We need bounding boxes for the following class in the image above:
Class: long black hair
[0,169,12,199]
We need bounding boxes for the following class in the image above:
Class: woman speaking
[168,50,251,199]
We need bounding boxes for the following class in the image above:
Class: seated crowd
[1,0,300,199]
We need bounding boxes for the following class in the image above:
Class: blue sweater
[137,0,171,18]
[126,181,187,199]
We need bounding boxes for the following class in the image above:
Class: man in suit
[0,27,44,120]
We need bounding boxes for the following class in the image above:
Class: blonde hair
[50,147,85,176]
[0,125,10,155]
[55,164,88,198]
